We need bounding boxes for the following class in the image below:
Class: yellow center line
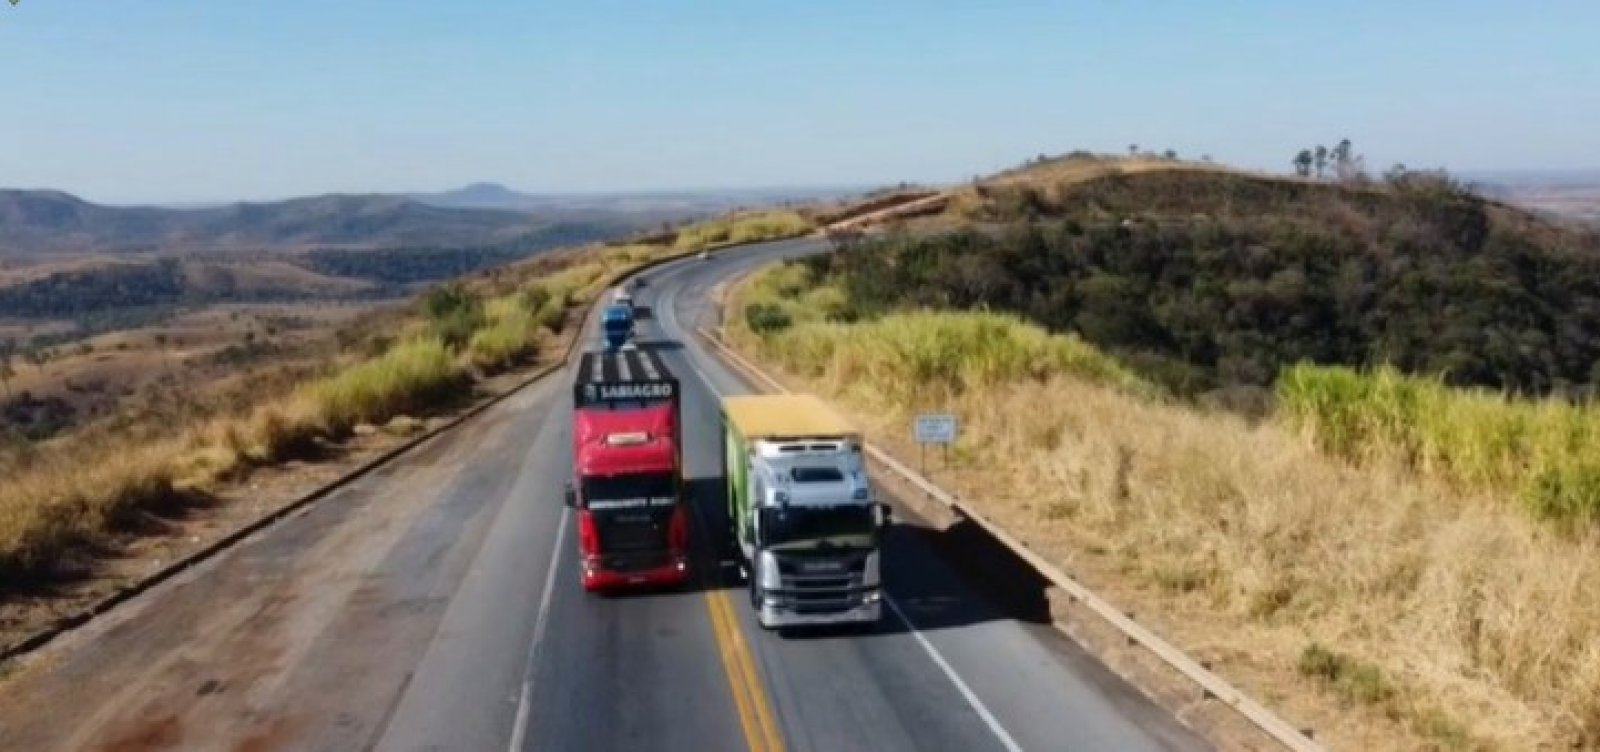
[715,589,784,751]
[704,587,786,752]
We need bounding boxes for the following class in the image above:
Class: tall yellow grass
[1278,364,1600,526]
[673,210,813,251]
[466,292,555,374]
[731,264,1600,750]
[309,336,462,434]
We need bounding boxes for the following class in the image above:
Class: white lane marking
[674,306,1025,752]
[507,504,570,752]
[886,596,1025,752]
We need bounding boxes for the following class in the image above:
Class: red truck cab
[568,348,689,591]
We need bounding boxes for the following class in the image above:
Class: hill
[0,189,596,256]
[408,182,862,216]
[821,155,1600,399]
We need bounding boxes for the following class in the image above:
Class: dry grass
[466,295,547,374]
[672,210,813,251]
[0,439,181,581]
[728,264,1600,750]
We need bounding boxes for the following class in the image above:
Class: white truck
[721,394,890,629]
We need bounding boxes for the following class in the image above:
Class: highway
[0,237,1210,752]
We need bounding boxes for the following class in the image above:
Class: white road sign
[914,414,957,445]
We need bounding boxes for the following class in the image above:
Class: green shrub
[467,311,539,374]
[1297,642,1396,706]
[520,285,551,314]
[745,303,792,335]
[422,283,485,348]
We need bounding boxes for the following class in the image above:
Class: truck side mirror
[878,502,894,525]
[564,484,577,509]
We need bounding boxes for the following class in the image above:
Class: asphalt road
[0,237,1211,752]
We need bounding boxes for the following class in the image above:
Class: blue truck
[601,303,635,349]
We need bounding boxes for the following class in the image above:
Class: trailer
[722,394,889,629]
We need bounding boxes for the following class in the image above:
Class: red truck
[565,347,690,591]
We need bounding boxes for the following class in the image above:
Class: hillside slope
[840,157,1600,398]
[0,190,591,255]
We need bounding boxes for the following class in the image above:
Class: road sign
[914,413,957,476]
[914,414,957,445]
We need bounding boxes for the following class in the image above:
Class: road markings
[682,316,1028,752]
[507,505,569,752]
[885,596,1025,752]
[705,588,786,752]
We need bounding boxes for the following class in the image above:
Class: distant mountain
[0,183,867,257]
[409,182,543,210]
[407,182,863,215]
[0,189,604,256]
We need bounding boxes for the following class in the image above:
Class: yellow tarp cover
[723,394,860,441]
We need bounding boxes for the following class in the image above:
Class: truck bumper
[581,556,690,592]
[756,595,882,629]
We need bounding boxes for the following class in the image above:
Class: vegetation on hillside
[728,259,1600,749]
[1279,364,1600,525]
[0,259,190,317]
[823,168,1600,399]
[671,210,812,251]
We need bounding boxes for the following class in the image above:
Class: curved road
[0,238,1209,752]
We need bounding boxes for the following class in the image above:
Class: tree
[1163,149,1178,160]
[1324,138,1369,182]
[1128,144,1139,156]
[152,332,173,376]
[1293,149,1314,177]
[1314,145,1329,178]
[0,338,14,397]
[1331,138,1353,166]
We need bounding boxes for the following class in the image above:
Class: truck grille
[594,511,670,571]
[771,552,870,613]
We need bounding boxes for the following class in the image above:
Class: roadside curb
[694,325,1326,752]
[0,245,702,665]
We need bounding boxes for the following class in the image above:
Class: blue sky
[1,1,1596,203]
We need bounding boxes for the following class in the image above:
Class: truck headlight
[862,590,882,604]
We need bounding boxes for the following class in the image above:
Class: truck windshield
[582,473,675,510]
[761,505,875,550]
